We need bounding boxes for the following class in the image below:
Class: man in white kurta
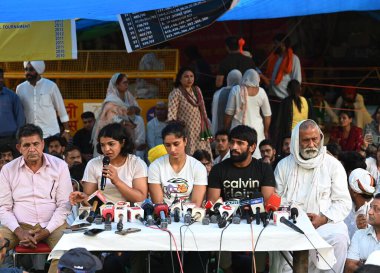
[271,119,352,273]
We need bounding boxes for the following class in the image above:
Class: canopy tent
[1,0,380,23]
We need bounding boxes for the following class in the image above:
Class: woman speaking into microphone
[71,122,148,205]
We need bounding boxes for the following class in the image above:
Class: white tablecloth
[49,210,334,268]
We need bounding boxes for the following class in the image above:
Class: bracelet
[64,129,70,133]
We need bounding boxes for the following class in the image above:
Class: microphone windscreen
[291,207,299,217]
[103,156,110,165]
[265,193,281,213]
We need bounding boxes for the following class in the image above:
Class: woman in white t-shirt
[81,123,148,204]
[148,121,207,207]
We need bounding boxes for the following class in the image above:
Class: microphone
[184,208,193,224]
[280,216,304,234]
[101,203,115,223]
[191,208,205,222]
[141,199,155,226]
[128,206,145,223]
[218,205,235,228]
[290,207,299,224]
[117,214,124,231]
[232,214,241,224]
[100,156,110,191]
[170,201,182,223]
[86,200,99,223]
[154,204,169,229]
[264,193,281,226]
[248,194,265,225]
[78,209,89,220]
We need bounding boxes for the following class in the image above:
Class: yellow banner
[0,20,77,61]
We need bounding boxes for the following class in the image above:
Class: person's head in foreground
[58,247,102,273]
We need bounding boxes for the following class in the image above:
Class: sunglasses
[0,238,10,251]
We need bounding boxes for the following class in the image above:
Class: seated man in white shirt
[345,194,380,273]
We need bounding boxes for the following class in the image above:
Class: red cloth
[266,48,294,85]
[329,126,363,152]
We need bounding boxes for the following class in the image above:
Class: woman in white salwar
[224,69,272,159]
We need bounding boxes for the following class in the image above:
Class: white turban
[349,168,376,195]
[23,61,45,74]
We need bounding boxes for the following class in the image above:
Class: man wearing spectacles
[0,232,27,273]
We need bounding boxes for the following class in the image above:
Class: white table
[49,211,335,271]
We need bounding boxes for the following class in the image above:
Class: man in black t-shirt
[208,125,275,202]
[207,125,275,273]
[73,111,95,161]
[215,36,256,88]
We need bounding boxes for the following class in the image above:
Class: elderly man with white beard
[270,119,352,273]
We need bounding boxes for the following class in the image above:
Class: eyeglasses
[0,238,10,251]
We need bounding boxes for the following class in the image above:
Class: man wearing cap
[345,194,380,273]
[58,248,102,273]
[272,119,352,273]
[16,61,71,142]
[344,168,375,239]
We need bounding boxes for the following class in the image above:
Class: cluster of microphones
[77,191,304,234]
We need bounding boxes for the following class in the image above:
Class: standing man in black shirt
[215,36,256,88]
[208,125,275,202]
[73,111,95,161]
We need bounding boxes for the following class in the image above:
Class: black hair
[338,151,366,173]
[115,73,127,85]
[287,79,302,112]
[0,68,3,74]
[46,135,67,147]
[162,121,187,141]
[81,111,95,120]
[374,193,380,200]
[0,144,15,155]
[193,149,212,162]
[63,145,81,157]
[16,124,43,143]
[225,36,239,51]
[259,139,275,149]
[282,135,291,144]
[96,123,134,156]
[174,67,196,88]
[339,109,355,119]
[326,143,342,158]
[354,264,380,273]
[214,130,229,139]
[229,125,257,146]
[273,33,291,48]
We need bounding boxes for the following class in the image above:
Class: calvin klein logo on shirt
[223,178,260,189]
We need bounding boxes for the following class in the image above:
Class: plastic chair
[13,242,51,268]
